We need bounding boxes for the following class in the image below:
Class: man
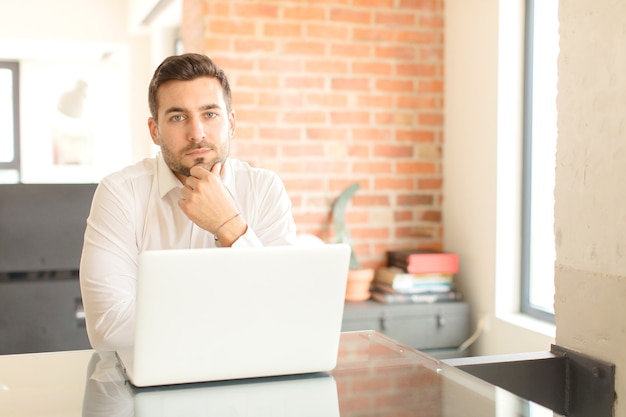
[80,53,297,351]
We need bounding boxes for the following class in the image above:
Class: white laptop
[133,373,339,417]
[116,244,350,387]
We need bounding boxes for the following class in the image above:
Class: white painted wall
[444,0,556,356]
[556,1,626,413]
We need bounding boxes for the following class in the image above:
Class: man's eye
[204,112,217,119]
[171,114,185,122]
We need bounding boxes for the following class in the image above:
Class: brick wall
[181,0,444,268]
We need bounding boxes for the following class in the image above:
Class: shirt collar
[156,152,183,199]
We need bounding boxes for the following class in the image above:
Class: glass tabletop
[1,331,563,417]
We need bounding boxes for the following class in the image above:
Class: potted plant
[332,183,375,302]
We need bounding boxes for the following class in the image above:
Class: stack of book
[371,251,462,304]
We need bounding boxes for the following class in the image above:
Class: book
[371,289,462,304]
[386,250,459,275]
[374,281,453,294]
[375,266,453,286]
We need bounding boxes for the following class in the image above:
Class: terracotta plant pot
[345,268,375,302]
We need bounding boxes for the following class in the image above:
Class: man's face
[148,77,236,182]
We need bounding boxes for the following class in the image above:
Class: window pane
[0,68,15,163]
[526,0,559,316]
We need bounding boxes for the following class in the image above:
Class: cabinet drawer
[342,300,470,351]
[0,280,90,354]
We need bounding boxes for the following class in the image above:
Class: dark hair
[148,53,232,120]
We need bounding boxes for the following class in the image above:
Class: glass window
[521,0,559,321]
[0,61,20,176]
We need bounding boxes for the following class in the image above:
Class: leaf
[331,183,361,269]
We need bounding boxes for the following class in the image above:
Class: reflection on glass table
[81,331,562,417]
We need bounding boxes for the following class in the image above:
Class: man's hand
[178,163,247,246]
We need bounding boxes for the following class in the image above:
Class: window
[0,61,20,182]
[520,0,559,321]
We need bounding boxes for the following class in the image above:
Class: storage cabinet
[0,278,90,354]
[342,300,470,359]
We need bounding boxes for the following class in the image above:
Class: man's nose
[188,117,206,142]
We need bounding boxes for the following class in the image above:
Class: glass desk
[0,331,562,416]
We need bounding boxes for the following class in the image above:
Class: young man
[79,53,297,351]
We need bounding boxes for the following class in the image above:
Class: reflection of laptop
[133,373,339,417]
[116,244,350,387]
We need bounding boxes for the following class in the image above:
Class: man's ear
[148,117,159,145]
[228,110,236,138]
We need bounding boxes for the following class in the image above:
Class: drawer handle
[436,314,446,328]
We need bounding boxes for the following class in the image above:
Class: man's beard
[159,135,228,178]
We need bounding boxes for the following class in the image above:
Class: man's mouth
[185,148,212,157]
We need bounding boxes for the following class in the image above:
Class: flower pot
[345,268,375,302]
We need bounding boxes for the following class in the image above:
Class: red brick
[373,145,413,158]
[396,95,437,109]
[209,19,256,36]
[306,127,349,141]
[235,109,279,124]
[353,161,393,174]
[357,94,394,108]
[352,128,392,141]
[396,30,442,44]
[306,24,350,40]
[283,111,327,124]
[264,22,303,37]
[233,3,279,18]
[375,45,416,60]
[375,79,414,92]
[397,193,433,206]
[418,113,443,126]
[394,210,414,221]
[285,76,326,89]
[284,6,327,20]
[258,92,303,107]
[399,0,438,9]
[330,111,371,124]
[330,43,372,58]
[353,27,394,42]
[417,80,444,93]
[396,129,436,142]
[234,39,276,53]
[417,178,442,190]
[231,142,279,158]
[375,112,416,126]
[283,178,327,191]
[258,127,302,140]
[307,93,348,107]
[282,143,326,157]
[375,12,415,27]
[352,61,393,75]
[283,41,327,56]
[396,161,437,174]
[330,8,372,24]
[305,60,349,74]
[332,77,371,91]
[422,210,441,222]
[396,63,439,77]
[259,57,302,72]
[353,0,394,7]
[374,177,414,191]
[234,74,280,89]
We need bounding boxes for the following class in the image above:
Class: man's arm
[79,180,138,351]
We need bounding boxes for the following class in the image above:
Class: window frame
[0,61,21,173]
[520,0,555,323]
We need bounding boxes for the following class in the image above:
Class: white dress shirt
[79,153,297,351]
